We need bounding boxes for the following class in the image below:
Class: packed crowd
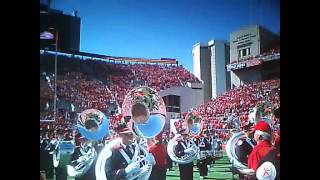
[40,55,199,109]
[131,64,200,92]
[107,64,135,105]
[40,53,279,145]
[57,72,113,112]
[40,111,76,141]
[183,79,280,142]
[40,56,199,143]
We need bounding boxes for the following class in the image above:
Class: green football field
[43,152,239,180]
[165,152,239,180]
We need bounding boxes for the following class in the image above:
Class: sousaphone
[95,137,154,180]
[96,86,163,180]
[167,111,201,164]
[53,109,110,178]
[226,131,254,169]
[122,86,166,138]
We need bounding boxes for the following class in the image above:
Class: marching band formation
[40,86,280,180]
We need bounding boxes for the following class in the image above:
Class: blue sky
[42,0,280,72]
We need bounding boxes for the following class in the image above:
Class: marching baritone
[174,129,194,180]
[104,123,155,180]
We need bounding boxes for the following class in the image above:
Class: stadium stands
[184,79,280,142]
[40,52,279,145]
[40,56,200,140]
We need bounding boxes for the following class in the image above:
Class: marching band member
[233,122,256,180]
[209,131,217,163]
[40,132,54,180]
[234,122,256,167]
[55,131,68,180]
[204,131,214,167]
[104,122,155,180]
[196,131,210,179]
[174,129,194,180]
[206,131,215,166]
[71,133,96,180]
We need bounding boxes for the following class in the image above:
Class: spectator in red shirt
[148,133,167,180]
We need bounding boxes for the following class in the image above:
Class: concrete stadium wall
[159,85,204,114]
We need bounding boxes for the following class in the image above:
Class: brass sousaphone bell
[77,109,111,141]
[122,86,167,138]
[185,111,203,135]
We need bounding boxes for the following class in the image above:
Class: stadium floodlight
[40,31,54,40]
[45,27,59,122]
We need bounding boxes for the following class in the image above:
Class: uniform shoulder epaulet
[237,139,243,146]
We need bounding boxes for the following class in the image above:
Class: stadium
[40,1,280,180]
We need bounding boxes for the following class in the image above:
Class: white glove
[239,168,255,175]
[125,161,140,175]
[145,153,156,166]
[184,148,193,154]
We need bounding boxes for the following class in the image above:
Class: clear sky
[42,0,280,72]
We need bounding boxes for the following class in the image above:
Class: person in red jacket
[247,120,273,171]
[148,133,167,180]
[238,120,275,178]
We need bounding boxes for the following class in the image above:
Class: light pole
[49,27,58,122]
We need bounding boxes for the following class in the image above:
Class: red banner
[245,59,262,67]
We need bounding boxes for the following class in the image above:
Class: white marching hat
[256,161,277,180]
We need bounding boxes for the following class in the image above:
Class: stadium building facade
[40,3,81,52]
[228,25,279,88]
[192,40,230,101]
[159,82,204,120]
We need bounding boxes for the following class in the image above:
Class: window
[238,50,241,58]
[163,95,180,113]
[248,48,251,55]
[242,49,247,57]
